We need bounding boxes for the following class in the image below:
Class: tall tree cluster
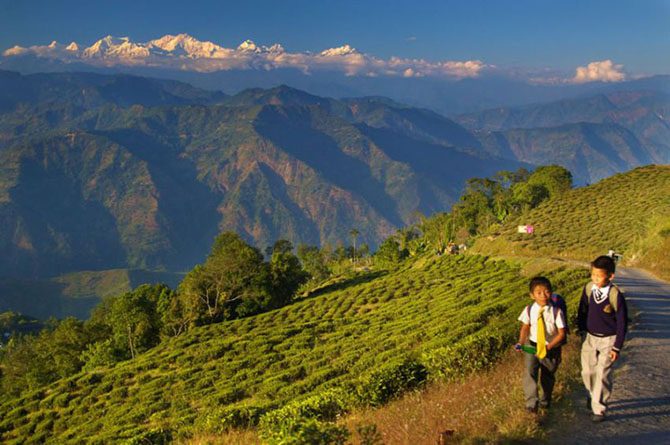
[0,233,310,396]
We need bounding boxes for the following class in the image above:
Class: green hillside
[0,254,586,443]
[473,165,670,279]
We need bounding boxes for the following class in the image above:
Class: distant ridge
[0,70,522,280]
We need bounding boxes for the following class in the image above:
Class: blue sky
[1,0,668,76]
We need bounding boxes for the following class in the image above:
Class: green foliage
[0,318,88,395]
[268,240,310,309]
[80,339,119,371]
[297,244,331,283]
[108,285,164,359]
[0,254,587,443]
[261,418,349,445]
[374,238,409,266]
[441,165,572,238]
[526,165,573,199]
[0,312,43,346]
[178,232,269,324]
[474,165,670,280]
[259,389,352,444]
[354,359,427,406]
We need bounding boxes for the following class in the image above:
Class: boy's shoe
[526,406,538,414]
[591,414,605,422]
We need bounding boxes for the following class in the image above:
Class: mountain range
[0,70,522,281]
[0,69,668,318]
[2,33,669,115]
[456,91,670,182]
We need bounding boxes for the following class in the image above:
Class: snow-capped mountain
[1,33,486,78]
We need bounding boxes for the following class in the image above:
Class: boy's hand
[514,343,522,352]
[609,350,619,362]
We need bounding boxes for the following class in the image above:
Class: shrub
[125,427,172,445]
[259,388,352,437]
[260,418,349,445]
[196,404,270,433]
[354,359,427,406]
[421,331,509,380]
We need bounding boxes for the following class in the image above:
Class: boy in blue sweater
[578,255,628,422]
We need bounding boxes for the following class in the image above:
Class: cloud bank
[572,60,626,83]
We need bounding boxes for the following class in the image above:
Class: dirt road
[549,267,670,444]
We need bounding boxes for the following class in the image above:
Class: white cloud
[572,60,625,84]
[1,34,490,79]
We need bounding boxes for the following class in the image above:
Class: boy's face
[530,284,551,306]
[591,267,614,288]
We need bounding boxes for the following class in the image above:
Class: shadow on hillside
[299,270,388,301]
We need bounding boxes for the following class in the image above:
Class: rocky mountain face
[1,70,667,283]
[0,71,519,279]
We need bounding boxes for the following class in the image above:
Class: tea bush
[0,254,586,443]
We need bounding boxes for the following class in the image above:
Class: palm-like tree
[349,228,360,263]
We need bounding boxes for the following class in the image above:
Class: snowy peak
[148,33,227,58]
[237,39,260,53]
[320,45,359,57]
[0,33,488,79]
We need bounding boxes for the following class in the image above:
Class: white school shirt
[518,302,565,344]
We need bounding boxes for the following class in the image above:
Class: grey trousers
[523,346,562,409]
[581,333,616,415]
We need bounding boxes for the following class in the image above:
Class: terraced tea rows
[0,254,586,443]
[474,165,670,278]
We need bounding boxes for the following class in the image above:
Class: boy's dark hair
[592,255,616,274]
[529,276,552,293]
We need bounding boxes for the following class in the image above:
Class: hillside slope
[455,91,670,183]
[0,254,586,443]
[472,165,670,279]
[0,74,521,280]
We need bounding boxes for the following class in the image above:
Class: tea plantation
[0,254,586,443]
[474,165,670,279]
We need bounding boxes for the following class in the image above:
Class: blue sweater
[577,283,628,352]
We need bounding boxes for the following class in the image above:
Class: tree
[375,238,408,266]
[420,212,454,252]
[527,165,573,199]
[297,244,331,282]
[511,182,550,212]
[109,285,162,359]
[349,229,360,263]
[48,317,88,378]
[178,232,269,325]
[267,240,309,309]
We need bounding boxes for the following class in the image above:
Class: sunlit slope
[0,255,585,443]
[473,165,670,278]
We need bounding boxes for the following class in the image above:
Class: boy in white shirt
[515,276,566,413]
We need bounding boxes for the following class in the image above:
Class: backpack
[584,282,629,329]
[525,297,568,346]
